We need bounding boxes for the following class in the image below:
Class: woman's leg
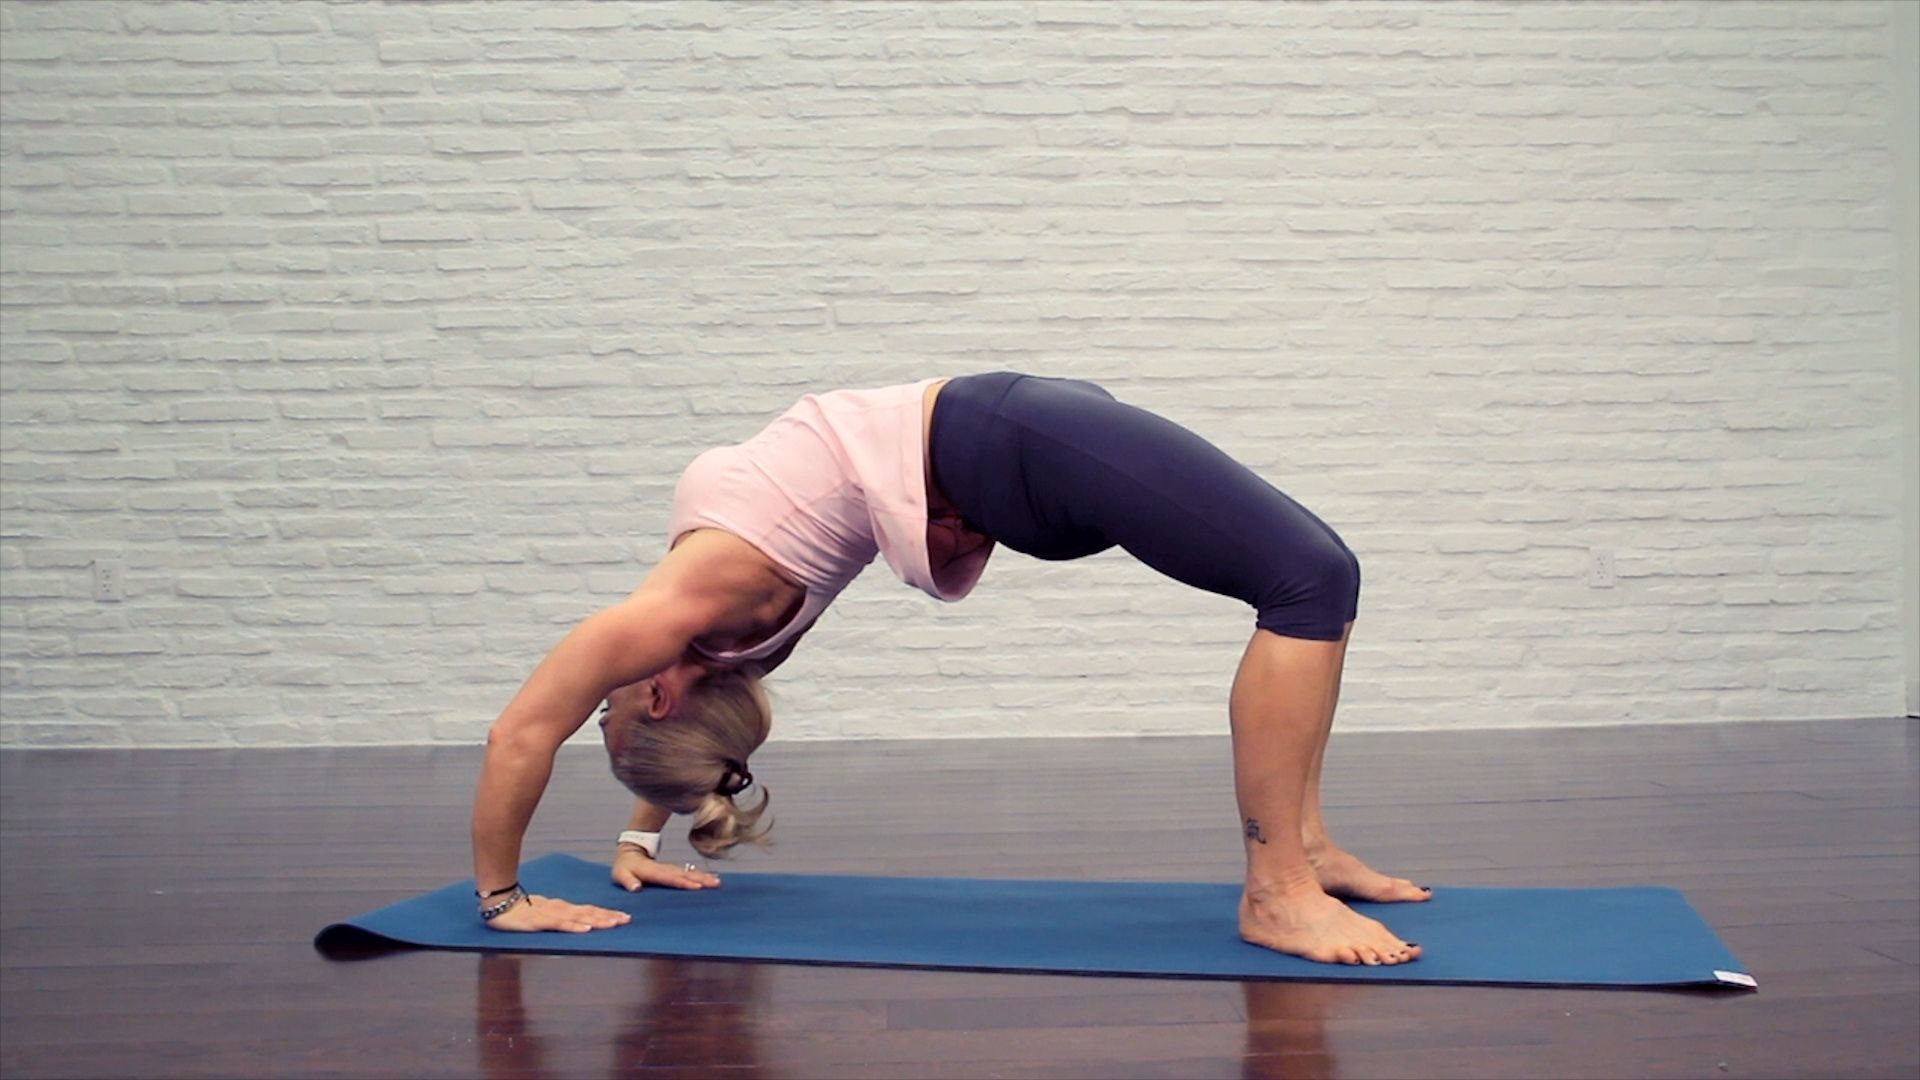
[936,375,1423,963]
[1295,623,1350,845]
[1232,629,1421,966]
[1296,623,1431,903]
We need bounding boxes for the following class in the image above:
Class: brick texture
[0,1,1908,746]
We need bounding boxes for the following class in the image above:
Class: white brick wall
[1894,0,1920,718]
[0,0,1909,747]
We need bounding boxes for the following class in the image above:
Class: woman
[471,373,1427,967]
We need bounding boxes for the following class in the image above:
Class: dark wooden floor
[2,718,1916,1079]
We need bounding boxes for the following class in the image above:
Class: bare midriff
[922,377,956,517]
[920,377,993,583]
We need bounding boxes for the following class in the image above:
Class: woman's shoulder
[646,528,808,639]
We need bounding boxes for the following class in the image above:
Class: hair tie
[716,757,753,797]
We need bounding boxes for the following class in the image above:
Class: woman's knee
[1255,539,1359,638]
[1320,541,1361,614]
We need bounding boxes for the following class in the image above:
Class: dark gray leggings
[928,372,1359,641]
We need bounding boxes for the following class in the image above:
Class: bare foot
[1306,843,1432,903]
[1240,886,1422,966]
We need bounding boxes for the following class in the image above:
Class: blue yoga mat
[315,853,1755,990]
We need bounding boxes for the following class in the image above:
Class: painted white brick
[0,0,1907,746]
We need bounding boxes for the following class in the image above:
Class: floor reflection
[469,949,1367,1078]
[1240,978,1365,1079]
[474,953,768,1079]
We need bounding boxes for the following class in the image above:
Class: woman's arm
[472,594,707,907]
[608,797,722,891]
[623,797,672,835]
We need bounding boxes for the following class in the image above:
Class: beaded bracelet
[480,885,528,922]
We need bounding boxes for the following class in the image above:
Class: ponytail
[688,788,773,859]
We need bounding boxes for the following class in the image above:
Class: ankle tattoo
[1243,818,1268,844]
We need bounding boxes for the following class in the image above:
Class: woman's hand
[611,847,723,892]
[484,894,632,934]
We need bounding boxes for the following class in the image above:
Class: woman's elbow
[484,721,561,765]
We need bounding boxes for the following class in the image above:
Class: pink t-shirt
[668,378,994,662]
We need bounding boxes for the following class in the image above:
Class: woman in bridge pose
[470,372,1427,967]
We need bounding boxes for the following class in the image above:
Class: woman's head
[601,658,773,859]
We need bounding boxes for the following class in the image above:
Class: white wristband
[617,830,660,858]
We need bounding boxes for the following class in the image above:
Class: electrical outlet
[92,560,124,603]
[1587,548,1616,589]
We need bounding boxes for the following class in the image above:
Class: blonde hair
[607,665,773,859]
